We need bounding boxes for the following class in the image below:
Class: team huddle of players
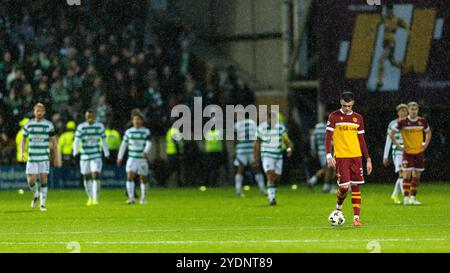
[21,93,432,227]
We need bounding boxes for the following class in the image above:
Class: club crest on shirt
[340,117,344,120]
[353,117,358,123]
[418,121,422,126]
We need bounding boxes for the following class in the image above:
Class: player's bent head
[132,111,145,123]
[85,109,96,122]
[33,102,46,111]
[407,101,419,109]
[396,103,408,112]
[340,92,354,103]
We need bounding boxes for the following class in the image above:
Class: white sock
[84,179,93,199]
[354,215,360,220]
[392,177,403,196]
[235,174,243,194]
[29,183,38,198]
[92,179,99,201]
[140,183,148,198]
[40,185,48,206]
[267,186,276,201]
[255,173,266,193]
[310,175,318,185]
[126,181,135,199]
[336,204,343,210]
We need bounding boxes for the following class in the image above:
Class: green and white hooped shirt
[256,122,287,160]
[74,122,109,161]
[22,119,56,163]
[118,127,152,160]
[234,119,257,156]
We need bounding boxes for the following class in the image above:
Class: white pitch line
[1,223,450,236]
[0,238,446,246]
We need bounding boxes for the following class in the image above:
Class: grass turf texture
[0,183,449,253]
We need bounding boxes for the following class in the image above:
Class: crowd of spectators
[0,2,256,166]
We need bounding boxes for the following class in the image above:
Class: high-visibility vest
[204,129,223,153]
[105,128,121,151]
[15,129,29,162]
[166,128,183,155]
[58,131,74,155]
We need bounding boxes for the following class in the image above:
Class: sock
[140,183,148,198]
[29,183,38,198]
[83,179,93,199]
[336,204,343,211]
[336,186,349,206]
[309,175,318,185]
[351,185,361,219]
[267,185,276,201]
[392,177,403,196]
[92,179,99,202]
[403,178,411,197]
[126,181,135,199]
[40,184,48,207]
[410,176,419,197]
[255,173,266,193]
[323,182,330,192]
[235,174,243,195]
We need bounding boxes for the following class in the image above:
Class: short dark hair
[86,109,95,114]
[340,92,354,102]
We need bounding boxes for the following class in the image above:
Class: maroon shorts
[402,152,425,171]
[335,157,364,186]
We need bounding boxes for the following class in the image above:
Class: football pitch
[0,183,449,253]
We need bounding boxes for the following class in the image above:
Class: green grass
[0,183,449,253]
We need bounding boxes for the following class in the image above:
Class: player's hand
[286,147,293,158]
[366,158,373,175]
[383,158,389,167]
[116,159,122,167]
[422,142,429,151]
[327,157,336,169]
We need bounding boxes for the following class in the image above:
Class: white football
[328,210,345,226]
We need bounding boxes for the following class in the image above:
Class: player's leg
[308,168,325,189]
[90,159,103,205]
[126,171,137,204]
[38,172,48,211]
[252,167,267,195]
[233,156,245,197]
[27,173,39,209]
[391,154,403,204]
[335,158,350,211]
[410,171,422,205]
[138,160,150,204]
[91,172,101,205]
[266,170,278,205]
[349,157,365,226]
[401,153,413,205]
[80,160,93,205]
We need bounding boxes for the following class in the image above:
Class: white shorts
[233,154,254,167]
[393,153,403,173]
[262,157,283,175]
[26,161,50,175]
[126,158,149,176]
[80,159,103,175]
[318,152,327,168]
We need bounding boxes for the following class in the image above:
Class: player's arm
[325,115,336,168]
[102,130,110,158]
[282,133,293,157]
[357,117,372,175]
[389,128,403,151]
[143,134,152,159]
[20,131,27,162]
[383,130,392,167]
[117,138,127,166]
[423,125,432,151]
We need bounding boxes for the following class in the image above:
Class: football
[328,210,345,226]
